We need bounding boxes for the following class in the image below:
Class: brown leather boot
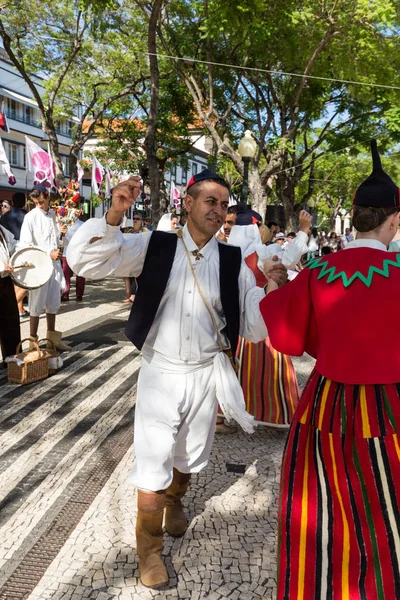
[164,468,191,537]
[136,490,168,589]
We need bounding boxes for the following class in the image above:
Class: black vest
[125,231,242,353]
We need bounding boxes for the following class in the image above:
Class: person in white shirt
[341,226,355,248]
[67,170,287,590]
[0,224,20,362]
[19,184,70,351]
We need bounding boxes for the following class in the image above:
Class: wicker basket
[38,338,59,375]
[8,338,50,385]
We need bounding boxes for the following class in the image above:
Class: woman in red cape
[260,140,400,600]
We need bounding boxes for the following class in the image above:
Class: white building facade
[0,50,76,202]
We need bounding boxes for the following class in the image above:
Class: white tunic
[18,207,66,316]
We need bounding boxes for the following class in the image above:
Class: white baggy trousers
[129,353,219,491]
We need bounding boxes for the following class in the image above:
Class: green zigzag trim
[305,253,400,288]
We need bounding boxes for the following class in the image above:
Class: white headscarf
[157,213,174,231]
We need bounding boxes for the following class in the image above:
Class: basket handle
[38,338,56,351]
[16,338,42,355]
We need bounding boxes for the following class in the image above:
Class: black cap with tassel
[353,139,400,208]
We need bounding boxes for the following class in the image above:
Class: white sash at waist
[142,346,256,434]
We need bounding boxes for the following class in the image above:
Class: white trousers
[129,355,218,491]
[29,263,64,317]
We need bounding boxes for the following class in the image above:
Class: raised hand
[106,177,142,225]
[298,210,312,233]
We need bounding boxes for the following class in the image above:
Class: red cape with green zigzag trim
[260,247,400,384]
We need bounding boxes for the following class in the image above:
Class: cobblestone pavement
[1,279,315,600]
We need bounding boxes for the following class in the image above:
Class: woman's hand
[261,256,288,287]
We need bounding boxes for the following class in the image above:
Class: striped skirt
[236,336,299,426]
[278,369,400,600]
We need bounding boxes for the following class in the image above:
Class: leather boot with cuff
[136,490,168,589]
[164,468,191,537]
[46,330,71,351]
[28,335,38,351]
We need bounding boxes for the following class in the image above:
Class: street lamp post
[238,130,257,205]
[307,198,316,226]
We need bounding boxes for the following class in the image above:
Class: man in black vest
[67,170,287,589]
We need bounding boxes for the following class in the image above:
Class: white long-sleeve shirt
[19,207,66,255]
[0,225,16,277]
[67,218,268,363]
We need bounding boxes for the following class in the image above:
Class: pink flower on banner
[25,136,57,192]
[91,155,104,194]
[170,180,181,211]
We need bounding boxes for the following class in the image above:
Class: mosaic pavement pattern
[0,341,315,600]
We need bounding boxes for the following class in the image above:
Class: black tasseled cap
[235,203,262,226]
[354,139,400,208]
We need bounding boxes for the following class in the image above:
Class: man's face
[132,214,142,231]
[345,228,350,235]
[33,194,50,211]
[186,182,229,238]
[223,213,237,238]
[275,238,285,246]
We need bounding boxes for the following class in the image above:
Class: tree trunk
[248,168,270,220]
[275,174,298,231]
[144,0,163,228]
[69,150,79,181]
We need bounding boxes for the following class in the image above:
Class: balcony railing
[5,109,73,138]
[5,109,41,129]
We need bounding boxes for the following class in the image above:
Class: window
[62,156,70,177]
[201,165,207,172]
[182,169,187,184]
[25,106,32,124]
[171,163,177,178]
[8,143,18,167]
[191,162,198,176]
[22,146,26,168]
[7,99,17,119]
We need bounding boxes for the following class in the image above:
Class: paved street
[0,279,314,600]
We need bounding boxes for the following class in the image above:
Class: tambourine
[10,247,53,290]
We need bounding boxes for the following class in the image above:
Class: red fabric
[244,252,267,288]
[277,371,400,600]
[62,256,85,299]
[260,247,400,384]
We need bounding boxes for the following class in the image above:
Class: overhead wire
[145,51,400,92]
